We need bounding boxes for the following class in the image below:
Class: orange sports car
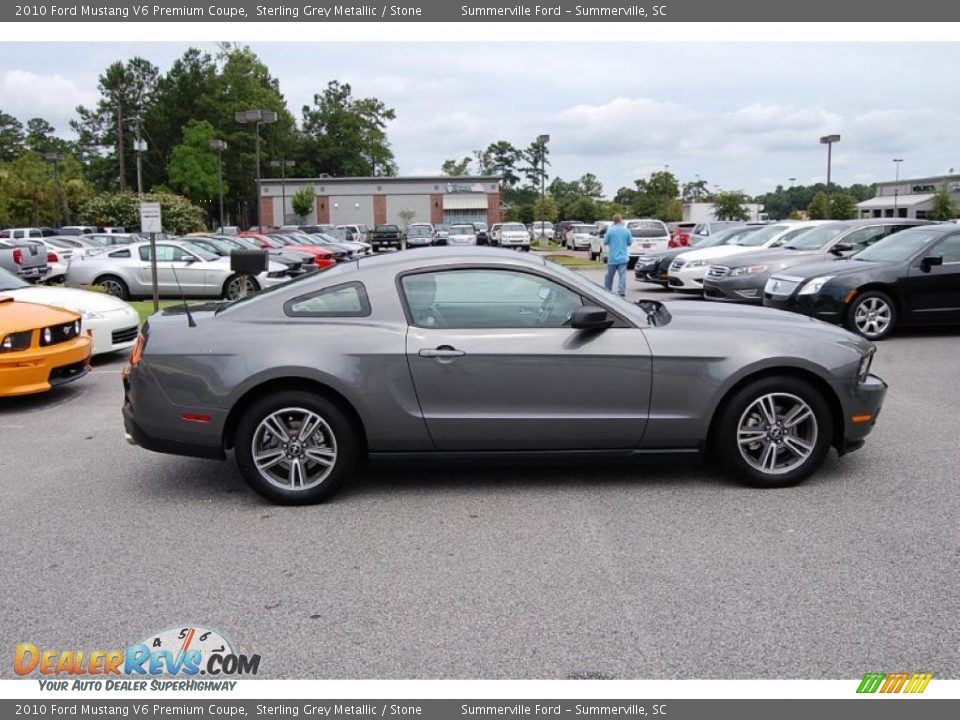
[0,295,92,397]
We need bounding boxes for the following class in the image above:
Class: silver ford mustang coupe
[122,248,887,504]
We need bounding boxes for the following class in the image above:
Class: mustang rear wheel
[715,376,833,488]
[235,391,358,504]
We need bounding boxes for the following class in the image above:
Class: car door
[903,233,960,324]
[401,267,651,451]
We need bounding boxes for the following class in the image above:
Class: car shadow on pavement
[0,383,88,415]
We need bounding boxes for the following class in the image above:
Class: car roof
[356,246,547,271]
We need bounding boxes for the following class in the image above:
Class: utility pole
[117,100,126,192]
[133,115,146,196]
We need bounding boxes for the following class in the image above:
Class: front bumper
[702,276,766,304]
[763,291,846,322]
[0,336,91,397]
[667,266,708,291]
[87,309,140,355]
[834,373,887,454]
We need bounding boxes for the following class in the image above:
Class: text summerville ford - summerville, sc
[15,4,669,19]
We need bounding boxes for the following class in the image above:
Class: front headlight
[798,275,834,295]
[684,260,705,268]
[730,264,769,277]
[857,348,875,382]
[83,310,104,320]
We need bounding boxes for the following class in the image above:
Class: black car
[763,224,960,340]
[634,225,762,286]
[472,222,490,245]
[704,220,931,304]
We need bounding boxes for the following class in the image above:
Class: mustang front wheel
[716,376,833,488]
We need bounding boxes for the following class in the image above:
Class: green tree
[807,192,831,220]
[521,138,550,192]
[71,57,160,191]
[712,190,751,221]
[682,179,710,203]
[830,192,857,220]
[441,157,472,176]
[927,186,958,221]
[531,195,557,223]
[167,120,221,206]
[301,80,397,178]
[0,110,24,161]
[78,191,205,234]
[397,208,417,230]
[568,196,599,223]
[479,140,522,187]
[291,184,315,221]
[631,171,679,218]
[578,173,603,200]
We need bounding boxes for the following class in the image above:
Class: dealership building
[857,172,960,219]
[258,176,503,228]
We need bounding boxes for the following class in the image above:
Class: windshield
[45,238,77,249]
[503,224,527,232]
[852,228,938,263]
[408,227,431,237]
[450,226,474,234]
[0,266,30,291]
[783,224,846,250]
[181,243,220,261]
[692,225,759,248]
[732,223,794,247]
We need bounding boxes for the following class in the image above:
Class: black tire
[234,390,359,504]
[713,375,833,489]
[845,290,897,340]
[96,275,129,300]
[222,274,260,300]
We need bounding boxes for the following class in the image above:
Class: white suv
[498,222,531,250]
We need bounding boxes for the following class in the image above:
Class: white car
[0,266,140,355]
[566,224,598,251]
[667,221,829,292]
[531,221,555,241]
[498,222,531,250]
[446,224,477,246]
[591,219,671,265]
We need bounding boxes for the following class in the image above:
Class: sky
[1,41,958,197]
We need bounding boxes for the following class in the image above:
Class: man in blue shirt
[603,214,632,297]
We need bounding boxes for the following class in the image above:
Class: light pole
[270,159,296,225]
[43,152,66,226]
[210,139,228,231]
[235,109,278,229]
[892,158,903,216]
[537,134,550,227]
[820,134,841,219]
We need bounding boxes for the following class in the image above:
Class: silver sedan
[65,240,294,300]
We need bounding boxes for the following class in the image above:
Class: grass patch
[543,253,602,268]
[128,300,182,324]
[532,239,563,251]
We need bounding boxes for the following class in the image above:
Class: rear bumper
[0,337,91,397]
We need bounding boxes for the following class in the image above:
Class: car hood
[719,248,824,268]
[663,300,873,352]
[771,258,889,280]
[6,286,136,314]
[676,245,761,262]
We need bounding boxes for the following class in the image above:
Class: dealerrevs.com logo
[15,626,260,691]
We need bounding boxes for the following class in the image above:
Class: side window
[931,234,960,264]
[401,269,583,329]
[139,245,178,262]
[843,226,887,250]
[171,247,195,262]
[284,282,371,317]
[771,227,810,247]
[109,249,131,258]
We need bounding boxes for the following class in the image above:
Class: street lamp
[43,152,66,226]
[537,134,549,226]
[820,134,841,219]
[210,139,228,231]
[892,158,904,216]
[270,159,296,225]
[235,109,278,229]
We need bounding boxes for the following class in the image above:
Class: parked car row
[635,219,960,340]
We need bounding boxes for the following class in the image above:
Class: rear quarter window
[284,281,371,317]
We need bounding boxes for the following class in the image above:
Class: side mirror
[570,306,614,330]
[830,242,852,255]
[921,255,943,271]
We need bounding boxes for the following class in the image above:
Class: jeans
[604,262,628,297]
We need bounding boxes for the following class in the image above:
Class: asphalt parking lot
[1,263,958,679]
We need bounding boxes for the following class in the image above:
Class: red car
[668,222,697,248]
[237,232,335,269]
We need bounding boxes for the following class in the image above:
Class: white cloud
[1,70,97,134]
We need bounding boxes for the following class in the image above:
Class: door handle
[419,346,465,359]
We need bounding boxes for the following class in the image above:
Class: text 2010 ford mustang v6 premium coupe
[123,248,887,504]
